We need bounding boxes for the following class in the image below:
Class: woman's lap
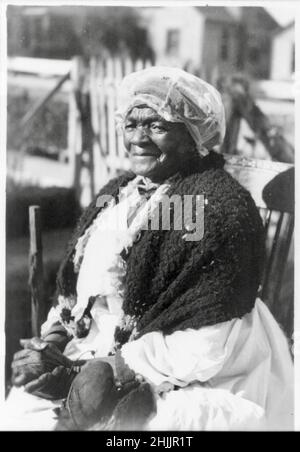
[2,384,265,431]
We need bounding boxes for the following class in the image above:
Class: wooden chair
[28,205,45,337]
[224,154,294,338]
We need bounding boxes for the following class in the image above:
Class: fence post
[68,56,85,201]
[28,206,44,337]
[222,109,241,155]
[69,56,100,205]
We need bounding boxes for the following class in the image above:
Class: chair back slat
[263,209,272,235]
[261,211,284,304]
[273,214,294,301]
[224,155,294,213]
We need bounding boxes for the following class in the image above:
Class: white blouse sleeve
[121,319,240,387]
[40,307,63,337]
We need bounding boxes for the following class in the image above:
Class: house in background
[140,6,240,82]
[271,21,295,81]
[140,6,279,82]
[237,7,281,80]
[8,5,281,82]
[7,6,83,59]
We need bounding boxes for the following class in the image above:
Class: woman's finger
[11,360,45,386]
[20,338,34,349]
[20,337,48,351]
[11,370,39,387]
[11,353,41,369]
[11,372,27,387]
[24,373,51,393]
[52,366,65,376]
[13,349,32,361]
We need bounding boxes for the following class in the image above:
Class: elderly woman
[5,67,293,431]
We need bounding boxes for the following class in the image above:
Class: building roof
[196,6,238,23]
[240,6,279,29]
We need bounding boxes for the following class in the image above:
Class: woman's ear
[176,129,198,158]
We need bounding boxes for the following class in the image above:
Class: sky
[265,4,296,26]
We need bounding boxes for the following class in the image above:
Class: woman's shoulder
[181,161,250,202]
[179,160,263,234]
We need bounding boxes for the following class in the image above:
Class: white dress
[0,177,294,431]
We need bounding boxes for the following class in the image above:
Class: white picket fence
[89,56,153,184]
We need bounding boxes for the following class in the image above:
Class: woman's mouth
[132,153,157,158]
[131,152,161,160]
[130,146,161,158]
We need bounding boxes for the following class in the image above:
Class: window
[248,45,260,63]
[33,17,43,41]
[291,43,295,73]
[166,29,180,56]
[220,29,229,61]
[20,18,31,49]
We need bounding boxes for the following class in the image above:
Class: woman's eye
[124,124,135,131]
[150,124,167,132]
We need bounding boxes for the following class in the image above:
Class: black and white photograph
[0,0,298,433]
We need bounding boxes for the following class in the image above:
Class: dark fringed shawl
[55,151,265,346]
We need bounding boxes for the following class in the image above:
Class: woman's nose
[129,127,151,146]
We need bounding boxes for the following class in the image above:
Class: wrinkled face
[122,106,195,182]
